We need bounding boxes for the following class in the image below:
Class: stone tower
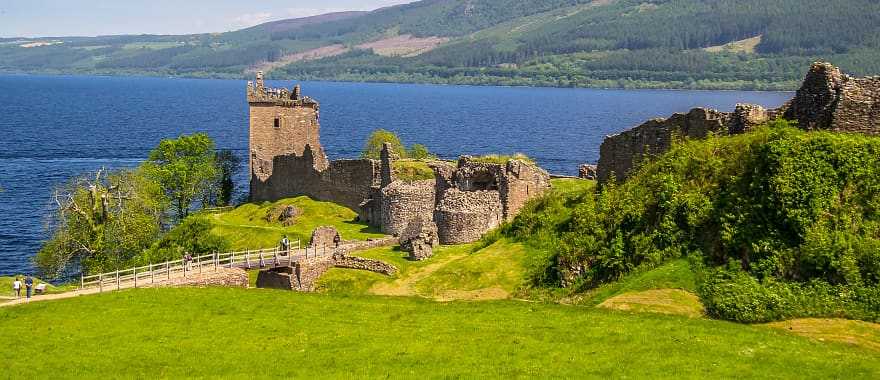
[247,72,328,187]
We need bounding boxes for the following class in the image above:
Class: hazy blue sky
[0,0,414,38]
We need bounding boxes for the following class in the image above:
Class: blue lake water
[0,74,791,276]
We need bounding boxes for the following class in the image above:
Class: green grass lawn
[205,196,385,249]
[1,288,877,378]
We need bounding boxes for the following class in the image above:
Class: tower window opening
[274,118,281,129]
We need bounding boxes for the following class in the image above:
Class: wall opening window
[273,118,281,129]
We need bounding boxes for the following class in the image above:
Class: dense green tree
[408,144,433,160]
[362,129,407,160]
[205,149,242,207]
[144,133,218,221]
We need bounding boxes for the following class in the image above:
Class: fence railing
[78,240,335,292]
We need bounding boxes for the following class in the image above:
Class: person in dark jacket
[24,275,34,301]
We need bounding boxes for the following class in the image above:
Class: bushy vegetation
[504,122,880,322]
[361,129,435,160]
[36,134,240,278]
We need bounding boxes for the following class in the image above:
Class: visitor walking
[280,235,290,254]
[12,277,21,299]
[24,275,33,301]
[184,253,193,271]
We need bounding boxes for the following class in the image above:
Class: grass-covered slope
[505,123,880,323]
[1,288,878,378]
[315,240,530,301]
[201,196,385,250]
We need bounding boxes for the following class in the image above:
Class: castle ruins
[597,62,880,182]
[247,72,551,245]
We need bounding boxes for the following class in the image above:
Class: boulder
[265,204,301,227]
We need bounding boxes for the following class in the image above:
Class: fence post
[273,248,278,267]
[134,267,138,288]
[198,255,202,275]
[80,274,84,290]
[115,270,120,290]
[167,261,170,280]
[99,274,103,293]
[259,251,264,268]
[213,252,217,271]
[244,250,249,269]
[150,263,154,284]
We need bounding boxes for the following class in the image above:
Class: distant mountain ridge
[2,0,879,90]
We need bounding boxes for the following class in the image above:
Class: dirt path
[369,251,468,297]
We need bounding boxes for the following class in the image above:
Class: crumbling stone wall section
[332,254,398,276]
[291,257,335,291]
[250,146,382,211]
[399,218,439,260]
[598,108,728,183]
[499,159,551,220]
[598,62,880,183]
[310,226,341,249]
[380,180,436,236]
[435,189,503,244]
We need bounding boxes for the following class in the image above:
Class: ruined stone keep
[597,62,880,183]
[247,73,551,245]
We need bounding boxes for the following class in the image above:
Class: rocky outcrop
[399,218,439,260]
[597,62,880,183]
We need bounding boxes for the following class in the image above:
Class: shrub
[505,121,880,322]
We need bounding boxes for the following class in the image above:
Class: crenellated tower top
[247,71,319,109]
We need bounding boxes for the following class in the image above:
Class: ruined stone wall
[435,189,503,244]
[380,180,437,236]
[830,77,880,135]
[333,255,398,276]
[250,147,381,211]
[598,62,880,183]
[499,160,551,220]
[598,108,728,183]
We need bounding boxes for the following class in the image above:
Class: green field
[1,288,877,378]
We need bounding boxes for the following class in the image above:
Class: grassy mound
[1,288,878,378]
[505,123,880,323]
[766,318,880,352]
[316,240,531,301]
[203,196,385,249]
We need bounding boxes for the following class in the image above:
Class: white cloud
[231,12,273,28]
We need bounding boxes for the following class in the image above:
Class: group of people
[11,276,34,301]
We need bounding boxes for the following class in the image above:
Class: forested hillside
[2,0,879,89]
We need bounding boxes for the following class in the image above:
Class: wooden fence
[78,240,334,292]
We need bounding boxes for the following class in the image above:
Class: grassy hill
[2,287,878,378]
[2,0,879,89]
